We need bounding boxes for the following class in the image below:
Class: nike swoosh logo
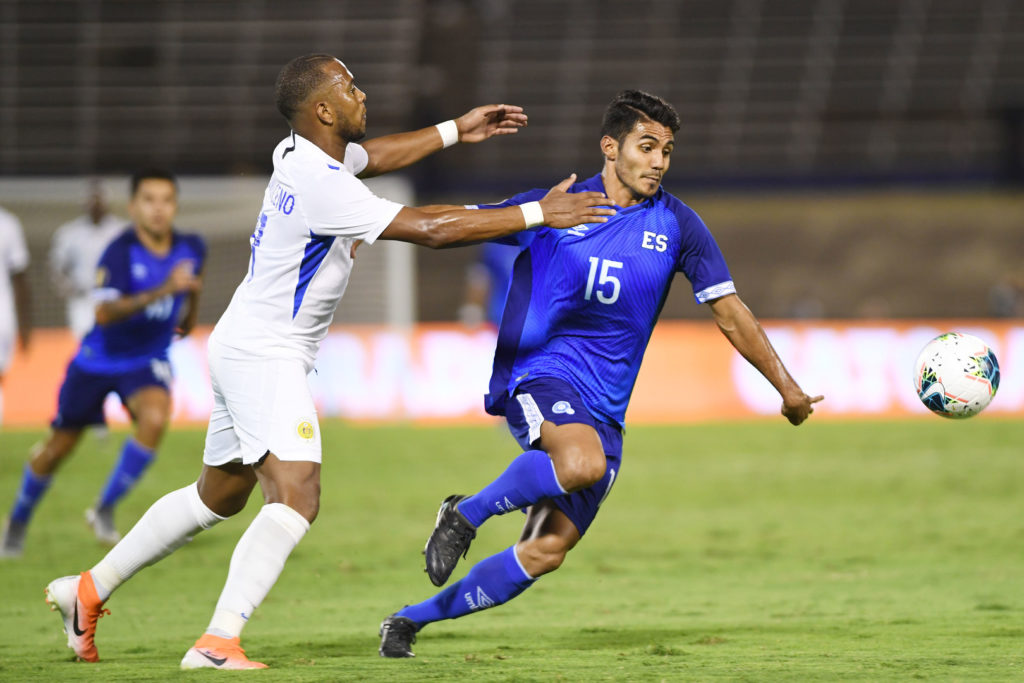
[199,650,228,666]
[72,601,87,636]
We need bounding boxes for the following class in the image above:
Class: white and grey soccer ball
[913,332,1000,419]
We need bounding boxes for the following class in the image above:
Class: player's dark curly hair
[275,54,337,123]
[600,90,680,144]
[130,167,177,196]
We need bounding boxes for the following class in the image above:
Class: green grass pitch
[0,419,1021,681]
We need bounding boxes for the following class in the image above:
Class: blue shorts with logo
[504,376,622,537]
[52,358,172,429]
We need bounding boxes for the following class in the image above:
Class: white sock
[90,482,225,601]
[205,503,310,639]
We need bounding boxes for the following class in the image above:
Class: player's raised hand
[538,174,617,229]
[455,104,528,143]
[781,392,824,426]
[163,261,201,294]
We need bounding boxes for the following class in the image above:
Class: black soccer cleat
[423,494,477,587]
[379,615,419,658]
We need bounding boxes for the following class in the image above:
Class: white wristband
[519,201,545,228]
[435,120,459,148]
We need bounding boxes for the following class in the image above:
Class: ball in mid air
[914,332,1000,419]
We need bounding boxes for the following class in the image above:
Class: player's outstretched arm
[358,104,527,178]
[95,261,200,326]
[378,174,614,248]
[708,293,823,425]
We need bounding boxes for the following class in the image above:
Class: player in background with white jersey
[50,180,125,339]
[0,205,33,426]
[378,90,823,657]
[42,53,615,669]
[2,169,204,557]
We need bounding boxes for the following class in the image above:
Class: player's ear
[600,135,618,161]
[315,100,334,126]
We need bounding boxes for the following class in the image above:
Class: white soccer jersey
[49,213,125,337]
[0,206,29,370]
[211,132,403,370]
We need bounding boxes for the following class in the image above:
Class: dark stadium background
[1,0,1022,325]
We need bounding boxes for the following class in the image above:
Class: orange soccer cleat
[44,572,110,662]
[180,633,268,670]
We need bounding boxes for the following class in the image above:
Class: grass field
[0,419,1021,681]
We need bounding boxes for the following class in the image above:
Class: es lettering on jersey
[77,228,206,373]
[477,173,735,427]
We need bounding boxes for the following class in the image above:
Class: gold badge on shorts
[296,421,315,440]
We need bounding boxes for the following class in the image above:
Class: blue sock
[10,465,52,523]
[458,449,566,528]
[98,439,155,509]
[398,546,535,627]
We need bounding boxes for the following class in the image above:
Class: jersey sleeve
[343,142,369,175]
[468,188,548,247]
[675,207,736,304]
[93,239,131,302]
[301,171,403,244]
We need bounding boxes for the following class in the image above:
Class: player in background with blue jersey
[1,168,204,557]
[379,90,823,657]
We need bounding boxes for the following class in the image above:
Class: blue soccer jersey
[481,173,734,427]
[74,228,206,373]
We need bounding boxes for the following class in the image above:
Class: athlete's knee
[28,430,81,475]
[516,535,572,576]
[550,443,606,492]
[265,478,320,524]
[133,406,169,444]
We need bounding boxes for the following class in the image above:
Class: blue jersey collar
[576,172,663,210]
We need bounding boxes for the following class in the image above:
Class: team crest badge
[296,421,315,440]
[552,400,575,415]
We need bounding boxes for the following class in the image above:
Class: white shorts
[203,340,322,466]
[0,332,12,374]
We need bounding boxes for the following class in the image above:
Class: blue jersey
[75,228,206,373]
[480,242,519,325]
[482,173,734,427]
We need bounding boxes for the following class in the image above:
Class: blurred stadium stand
[1,0,1022,326]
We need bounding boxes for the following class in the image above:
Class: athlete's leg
[90,462,256,600]
[91,387,169,523]
[2,428,85,556]
[425,380,609,585]
[44,462,252,663]
[457,418,605,528]
[200,453,316,642]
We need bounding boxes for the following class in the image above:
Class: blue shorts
[504,376,623,537]
[52,358,172,430]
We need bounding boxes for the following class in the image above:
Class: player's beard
[617,166,660,202]
[341,114,367,142]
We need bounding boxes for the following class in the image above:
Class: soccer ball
[913,332,1000,418]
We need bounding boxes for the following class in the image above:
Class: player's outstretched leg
[383,546,535,657]
[424,449,566,586]
[43,478,234,662]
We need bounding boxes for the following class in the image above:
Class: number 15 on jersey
[584,257,623,304]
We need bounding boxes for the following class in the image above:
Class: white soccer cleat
[181,633,268,670]
[85,507,121,545]
[44,572,109,662]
